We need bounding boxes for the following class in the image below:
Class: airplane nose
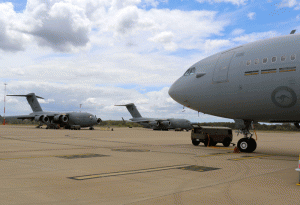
[168,83,177,100]
[169,78,183,103]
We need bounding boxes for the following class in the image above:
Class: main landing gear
[235,119,257,153]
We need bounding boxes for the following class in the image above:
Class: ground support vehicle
[191,124,233,147]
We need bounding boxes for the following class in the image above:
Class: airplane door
[212,52,235,83]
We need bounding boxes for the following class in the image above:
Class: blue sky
[0,0,300,122]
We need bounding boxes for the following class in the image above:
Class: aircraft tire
[247,138,257,153]
[237,138,256,153]
[192,139,200,146]
[222,138,231,147]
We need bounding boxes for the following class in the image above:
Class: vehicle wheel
[204,138,208,147]
[192,139,200,146]
[237,138,257,153]
[222,137,231,147]
[209,138,215,146]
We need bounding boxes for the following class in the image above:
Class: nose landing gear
[235,119,257,153]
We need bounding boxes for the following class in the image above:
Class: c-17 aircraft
[169,30,300,152]
[6,93,102,130]
[115,103,192,131]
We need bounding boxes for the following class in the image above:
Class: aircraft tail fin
[115,103,142,118]
[7,93,44,112]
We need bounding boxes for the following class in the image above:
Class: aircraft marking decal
[271,86,297,108]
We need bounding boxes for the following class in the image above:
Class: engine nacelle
[61,115,68,123]
[34,115,43,122]
[161,121,171,128]
[42,115,49,123]
[53,115,69,123]
[149,121,159,127]
[97,118,102,124]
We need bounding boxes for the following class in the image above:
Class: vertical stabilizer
[7,93,44,112]
[115,103,142,118]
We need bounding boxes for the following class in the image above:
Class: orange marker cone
[296,155,300,186]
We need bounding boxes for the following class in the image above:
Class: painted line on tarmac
[229,154,272,161]
[0,153,108,160]
[196,152,234,158]
[69,164,190,180]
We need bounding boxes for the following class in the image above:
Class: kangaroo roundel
[271,86,297,108]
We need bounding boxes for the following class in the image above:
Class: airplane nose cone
[168,79,182,103]
[169,84,176,100]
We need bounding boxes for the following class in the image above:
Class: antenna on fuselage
[290,30,296,34]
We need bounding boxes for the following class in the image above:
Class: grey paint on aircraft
[6,93,101,129]
[115,103,192,130]
[169,33,300,123]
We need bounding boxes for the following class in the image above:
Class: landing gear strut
[235,119,257,153]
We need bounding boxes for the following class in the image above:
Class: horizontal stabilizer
[7,93,44,99]
[7,93,43,112]
[115,103,142,118]
[115,103,134,106]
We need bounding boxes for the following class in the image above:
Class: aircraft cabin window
[246,60,251,66]
[281,56,286,61]
[291,54,296,61]
[272,56,277,63]
[254,59,259,65]
[184,69,191,76]
[263,58,268,64]
[184,67,196,76]
[189,67,196,75]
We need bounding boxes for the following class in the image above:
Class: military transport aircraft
[169,30,300,152]
[6,93,101,130]
[115,103,192,131]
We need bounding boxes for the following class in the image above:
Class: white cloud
[231,28,245,36]
[148,31,178,51]
[247,12,256,20]
[204,39,232,53]
[233,31,279,43]
[196,0,248,6]
[279,0,300,9]
[0,3,28,52]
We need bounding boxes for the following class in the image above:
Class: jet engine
[97,118,102,124]
[34,115,43,122]
[149,121,159,127]
[161,121,171,128]
[41,115,49,123]
[53,115,68,123]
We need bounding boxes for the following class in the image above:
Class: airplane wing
[131,120,150,123]
[5,115,35,120]
[154,119,169,122]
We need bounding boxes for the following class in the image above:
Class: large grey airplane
[6,93,101,130]
[169,30,300,152]
[115,103,192,131]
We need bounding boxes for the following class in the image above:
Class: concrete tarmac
[0,125,299,205]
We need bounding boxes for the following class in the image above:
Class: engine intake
[97,118,102,124]
[161,121,171,128]
[53,115,69,123]
[42,115,49,123]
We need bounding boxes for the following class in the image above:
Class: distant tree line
[0,116,298,131]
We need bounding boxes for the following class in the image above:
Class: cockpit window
[89,116,93,118]
[184,67,196,76]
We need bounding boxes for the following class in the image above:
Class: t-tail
[115,103,142,118]
[7,93,44,112]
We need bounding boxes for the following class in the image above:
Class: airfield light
[3,83,7,125]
